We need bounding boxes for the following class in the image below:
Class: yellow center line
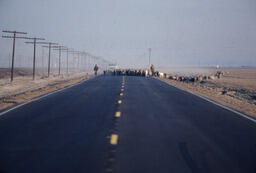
[118,100,122,104]
[121,89,124,91]
[121,85,124,88]
[110,134,119,145]
[120,93,123,96]
[115,111,121,117]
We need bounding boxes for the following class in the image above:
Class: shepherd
[150,64,155,76]
[94,64,99,75]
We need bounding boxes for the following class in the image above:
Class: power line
[52,46,67,75]
[2,30,112,79]
[24,37,45,80]
[38,42,58,77]
[2,30,28,82]
[148,48,151,68]
[52,47,72,75]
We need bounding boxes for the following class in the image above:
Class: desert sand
[0,68,93,111]
[161,67,256,118]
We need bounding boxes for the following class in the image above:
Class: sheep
[159,72,164,78]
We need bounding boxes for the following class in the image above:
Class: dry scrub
[160,67,256,118]
[0,74,92,111]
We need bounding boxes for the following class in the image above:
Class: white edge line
[0,76,95,117]
[158,78,256,124]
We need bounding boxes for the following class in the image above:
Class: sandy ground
[0,68,93,111]
[160,67,256,118]
[159,66,217,76]
[213,68,256,92]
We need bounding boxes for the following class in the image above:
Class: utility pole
[52,46,66,76]
[38,42,58,77]
[68,49,81,74]
[66,48,69,75]
[9,53,11,69]
[82,52,88,72]
[84,52,89,73]
[53,47,70,75]
[2,30,28,82]
[77,51,80,71]
[58,47,62,75]
[148,48,151,68]
[71,49,75,73]
[42,47,45,76]
[25,37,45,80]
[74,51,81,72]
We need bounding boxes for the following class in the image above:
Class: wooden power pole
[37,42,58,77]
[52,46,67,76]
[25,37,45,80]
[2,30,28,82]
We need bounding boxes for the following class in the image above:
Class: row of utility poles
[2,30,109,82]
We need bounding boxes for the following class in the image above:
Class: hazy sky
[1,0,256,68]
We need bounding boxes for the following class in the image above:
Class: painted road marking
[115,111,121,117]
[118,100,122,104]
[110,134,119,145]
[121,85,124,88]
[120,93,123,96]
[121,89,124,91]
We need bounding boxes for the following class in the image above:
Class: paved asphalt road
[0,75,256,173]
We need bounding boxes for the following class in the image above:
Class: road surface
[0,75,256,173]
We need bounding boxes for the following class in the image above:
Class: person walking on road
[150,64,155,76]
[94,64,99,75]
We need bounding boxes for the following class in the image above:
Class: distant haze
[0,0,256,68]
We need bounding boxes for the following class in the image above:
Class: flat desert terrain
[161,67,256,118]
[0,68,92,111]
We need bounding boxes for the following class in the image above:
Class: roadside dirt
[160,67,256,118]
[0,74,93,111]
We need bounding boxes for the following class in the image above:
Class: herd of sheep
[106,69,163,77]
[106,69,224,83]
[167,71,223,82]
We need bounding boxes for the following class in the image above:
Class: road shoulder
[0,74,94,114]
[157,77,256,122]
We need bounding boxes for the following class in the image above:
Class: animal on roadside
[164,73,170,79]
[208,75,215,80]
[215,71,223,79]
[159,72,164,78]
[145,70,149,77]
[169,76,177,80]
[198,76,203,82]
